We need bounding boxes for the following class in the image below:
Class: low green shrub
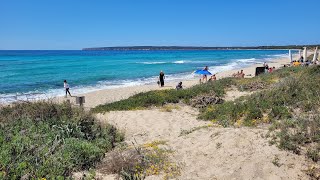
[306,147,320,162]
[268,114,320,161]
[0,101,123,179]
[92,78,234,113]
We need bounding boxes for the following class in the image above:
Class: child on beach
[64,80,72,97]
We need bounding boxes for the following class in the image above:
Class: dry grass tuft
[98,140,181,180]
[159,104,181,112]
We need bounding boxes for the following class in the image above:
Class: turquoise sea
[0,50,291,103]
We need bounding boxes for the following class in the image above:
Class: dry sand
[94,104,308,179]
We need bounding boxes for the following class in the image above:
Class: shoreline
[55,55,293,108]
[0,50,293,105]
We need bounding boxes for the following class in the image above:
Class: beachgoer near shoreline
[239,70,245,78]
[202,66,209,82]
[209,74,216,81]
[159,71,165,87]
[232,71,239,77]
[64,80,72,97]
[305,60,310,66]
[268,67,273,73]
[293,61,301,66]
[176,82,183,90]
[298,56,304,63]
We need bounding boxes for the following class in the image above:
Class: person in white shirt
[64,80,72,97]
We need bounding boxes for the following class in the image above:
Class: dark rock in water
[190,93,223,108]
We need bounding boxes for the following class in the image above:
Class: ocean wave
[0,92,53,104]
[0,72,197,104]
[266,54,288,58]
[207,62,239,74]
[139,61,167,64]
[0,78,159,104]
[234,58,257,63]
[173,60,185,64]
[139,60,188,64]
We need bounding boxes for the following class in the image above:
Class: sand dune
[94,104,308,179]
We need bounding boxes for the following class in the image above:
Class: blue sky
[0,0,319,50]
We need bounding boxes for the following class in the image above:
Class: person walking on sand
[159,71,165,87]
[64,80,72,97]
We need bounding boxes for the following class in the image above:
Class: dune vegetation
[92,78,233,113]
[200,66,320,171]
[94,65,320,168]
[0,101,123,179]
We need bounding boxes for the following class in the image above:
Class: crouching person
[176,82,183,90]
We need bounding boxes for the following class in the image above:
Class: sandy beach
[93,105,308,179]
[71,54,316,179]
[65,55,312,179]
[57,56,292,108]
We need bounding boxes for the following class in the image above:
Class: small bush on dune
[98,140,181,180]
[268,114,320,161]
[0,101,123,179]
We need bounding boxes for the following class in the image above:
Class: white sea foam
[235,58,257,63]
[140,61,166,64]
[266,54,288,58]
[173,60,185,64]
[139,60,188,64]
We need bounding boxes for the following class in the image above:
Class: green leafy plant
[0,101,123,179]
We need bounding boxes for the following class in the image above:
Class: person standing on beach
[64,80,72,97]
[159,71,165,87]
[203,66,209,82]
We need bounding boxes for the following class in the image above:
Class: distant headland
[82,45,319,51]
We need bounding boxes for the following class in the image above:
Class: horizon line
[1,44,319,51]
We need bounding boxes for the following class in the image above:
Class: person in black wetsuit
[159,71,165,87]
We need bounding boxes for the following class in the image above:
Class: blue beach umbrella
[194,69,212,75]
